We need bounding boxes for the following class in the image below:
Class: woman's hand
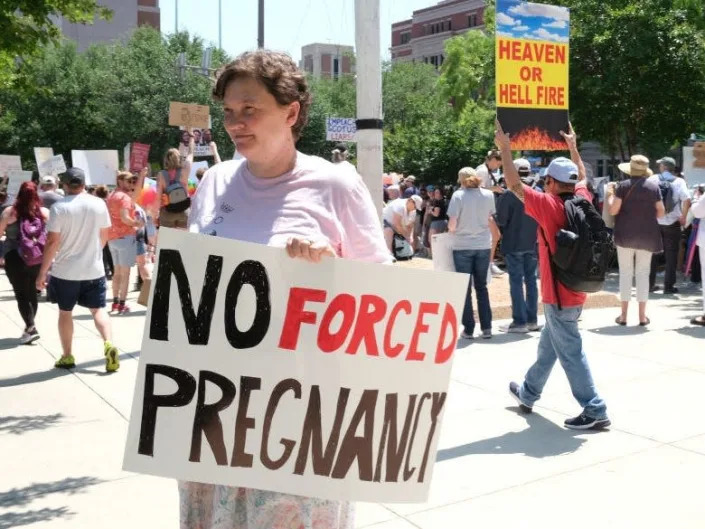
[286,237,336,263]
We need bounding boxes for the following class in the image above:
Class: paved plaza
[1,268,704,528]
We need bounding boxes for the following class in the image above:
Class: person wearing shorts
[107,172,143,314]
[36,167,120,372]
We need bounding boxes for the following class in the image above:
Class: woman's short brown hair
[212,50,312,140]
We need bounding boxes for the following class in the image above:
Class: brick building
[55,0,160,51]
[300,43,354,79]
[391,0,486,67]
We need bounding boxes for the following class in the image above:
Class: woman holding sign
[182,50,390,529]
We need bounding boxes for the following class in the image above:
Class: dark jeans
[452,249,492,334]
[4,250,40,330]
[505,250,539,326]
[649,222,681,290]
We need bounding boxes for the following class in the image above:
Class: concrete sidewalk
[1,268,704,528]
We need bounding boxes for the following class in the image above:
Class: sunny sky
[495,0,570,43]
[159,0,437,62]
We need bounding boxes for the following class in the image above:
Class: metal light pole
[175,0,178,33]
[258,0,264,48]
[355,0,383,219]
[218,0,222,49]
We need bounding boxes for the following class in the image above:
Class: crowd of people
[0,47,704,529]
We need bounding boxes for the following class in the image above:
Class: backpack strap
[539,227,563,311]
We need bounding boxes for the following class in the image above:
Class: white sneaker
[460,331,474,340]
[491,263,505,276]
[499,323,529,334]
[527,322,543,332]
[19,330,40,345]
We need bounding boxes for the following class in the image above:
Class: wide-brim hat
[618,155,653,177]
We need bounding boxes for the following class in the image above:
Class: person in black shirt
[428,187,449,256]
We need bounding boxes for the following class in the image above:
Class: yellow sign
[496,37,569,110]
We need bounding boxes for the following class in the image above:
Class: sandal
[615,316,627,326]
[639,317,650,327]
[691,316,705,327]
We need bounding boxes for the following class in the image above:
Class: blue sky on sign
[160,0,434,62]
[495,0,570,43]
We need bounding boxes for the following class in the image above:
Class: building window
[333,58,339,79]
[446,20,451,31]
[468,14,478,27]
[401,32,410,44]
[597,159,604,177]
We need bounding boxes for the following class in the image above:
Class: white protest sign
[124,143,131,171]
[683,145,705,188]
[7,170,33,198]
[34,148,54,176]
[189,161,209,181]
[0,155,22,179]
[123,229,467,503]
[326,117,357,142]
[71,150,119,185]
[39,155,67,177]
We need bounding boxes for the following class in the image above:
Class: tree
[0,0,112,89]
[0,28,234,170]
[557,0,705,159]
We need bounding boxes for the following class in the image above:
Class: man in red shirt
[495,120,610,431]
[107,172,143,314]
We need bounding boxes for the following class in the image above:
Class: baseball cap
[513,158,532,174]
[656,156,676,168]
[59,167,86,186]
[40,175,57,185]
[409,194,423,210]
[405,175,417,182]
[546,157,579,184]
[403,187,415,198]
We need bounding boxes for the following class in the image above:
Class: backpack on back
[658,175,677,213]
[18,215,47,266]
[541,195,615,300]
[161,169,191,213]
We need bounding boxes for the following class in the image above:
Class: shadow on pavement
[0,476,103,509]
[73,311,146,321]
[0,338,21,351]
[673,326,705,338]
[0,507,72,529]
[0,352,139,388]
[0,414,64,435]
[436,408,603,461]
[587,325,649,337]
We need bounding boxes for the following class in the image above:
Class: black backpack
[657,176,677,213]
[540,194,615,307]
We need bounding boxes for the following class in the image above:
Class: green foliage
[0,0,112,88]
[0,28,234,171]
[555,0,705,159]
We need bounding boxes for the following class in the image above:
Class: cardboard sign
[130,143,151,172]
[7,170,33,198]
[34,148,54,176]
[0,155,22,179]
[495,0,570,150]
[123,229,467,503]
[326,118,357,142]
[169,102,210,129]
[72,150,119,185]
[39,155,67,177]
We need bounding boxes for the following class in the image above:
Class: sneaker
[110,302,119,312]
[481,329,492,339]
[491,263,505,276]
[460,331,474,340]
[54,355,76,369]
[509,381,532,413]
[663,287,679,295]
[564,413,611,430]
[499,323,529,334]
[104,342,120,373]
[649,285,661,293]
[118,304,131,315]
[527,322,542,332]
[19,330,40,345]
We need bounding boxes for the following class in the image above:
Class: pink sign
[130,143,151,172]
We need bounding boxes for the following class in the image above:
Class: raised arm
[560,122,586,182]
[495,119,523,202]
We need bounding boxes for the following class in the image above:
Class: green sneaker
[104,342,120,373]
[54,355,76,369]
